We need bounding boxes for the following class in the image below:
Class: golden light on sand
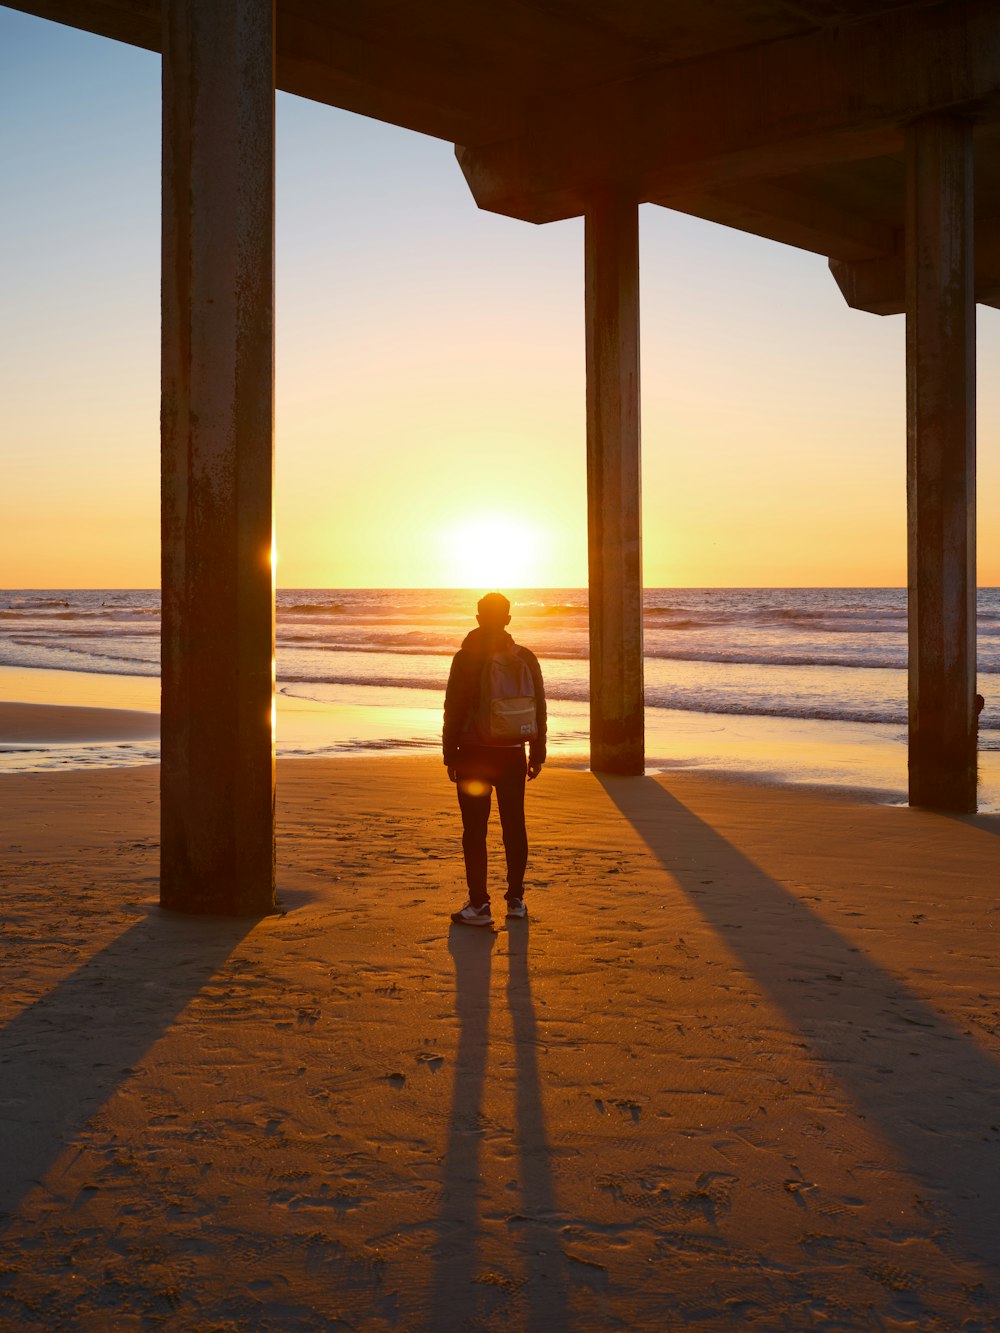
[444,514,546,589]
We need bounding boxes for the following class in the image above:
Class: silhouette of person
[443,592,546,926]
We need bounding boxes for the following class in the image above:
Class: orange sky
[3,10,1000,590]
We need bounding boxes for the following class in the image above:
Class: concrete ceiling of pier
[8,0,1000,308]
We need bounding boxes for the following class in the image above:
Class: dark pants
[455,745,527,908]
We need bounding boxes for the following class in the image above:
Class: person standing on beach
[443,592,547,926]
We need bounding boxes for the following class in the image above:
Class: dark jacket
[443,626,547,767]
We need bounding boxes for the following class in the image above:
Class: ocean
[3,587,1000,799]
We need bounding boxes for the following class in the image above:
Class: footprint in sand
[564,1252,609,1291]
[610,1098,642,1122]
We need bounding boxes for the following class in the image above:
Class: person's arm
[442,651,468,769]
[525,650,547,775]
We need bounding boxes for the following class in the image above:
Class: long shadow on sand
[943,807,1000,839]
[599,774,1000,1287]
[507,921,570,1332]
[0,907,254,1223]
[429,926,496,1330]
[430,925,570,1331]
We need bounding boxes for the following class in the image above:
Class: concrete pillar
[905,115,977,812]
[160,0,276,914]
[585,196,644,775]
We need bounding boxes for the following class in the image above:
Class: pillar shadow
[942,809,1000,839]
[507,921,571,1332]
[597,774,1000,1284]
[0,908,254,1223]
[428,925,495,1330]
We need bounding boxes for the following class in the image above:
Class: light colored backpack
[475,649,539,744]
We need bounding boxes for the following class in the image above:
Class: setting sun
[443,515,547,589]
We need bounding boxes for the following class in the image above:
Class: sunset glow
[443,515,546,589]
[5,10,1000,590]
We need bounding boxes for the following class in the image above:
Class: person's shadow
[429,924,569,1331]
[507,921,569,1332]
[428,927,496,1329]
[598,773,1000,1286]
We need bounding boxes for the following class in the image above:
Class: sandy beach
[2,726,1000,1329]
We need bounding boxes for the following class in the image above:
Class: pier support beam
[160,0,276,913]
[905,115,977,812]
[585,196,644,775]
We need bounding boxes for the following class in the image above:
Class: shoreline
[3,661,999,808]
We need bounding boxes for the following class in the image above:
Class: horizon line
[1,584,980,594]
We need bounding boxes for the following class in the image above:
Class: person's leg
[495,748,528,902]
[456,769,492,907]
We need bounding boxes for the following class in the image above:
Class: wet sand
[1,755,999,1329]
[6,660,1000,807]
[0,700,159,743]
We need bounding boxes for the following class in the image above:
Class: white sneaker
[505,897,528,919]
[450,901,493,927]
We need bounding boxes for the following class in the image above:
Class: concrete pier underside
[10,0,1000,905]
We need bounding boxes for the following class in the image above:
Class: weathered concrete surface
[457,1,1000,223]
[831,214,1000,315]
[905,116,977,813]
[160,0,276,914]
[8,1,928,152]
[585,196,643,777]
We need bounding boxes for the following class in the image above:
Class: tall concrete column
[585,196,644,775]
[161,0,276,914]
[905,115,976,812]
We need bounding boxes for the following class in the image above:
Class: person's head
[476,592,511,632]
